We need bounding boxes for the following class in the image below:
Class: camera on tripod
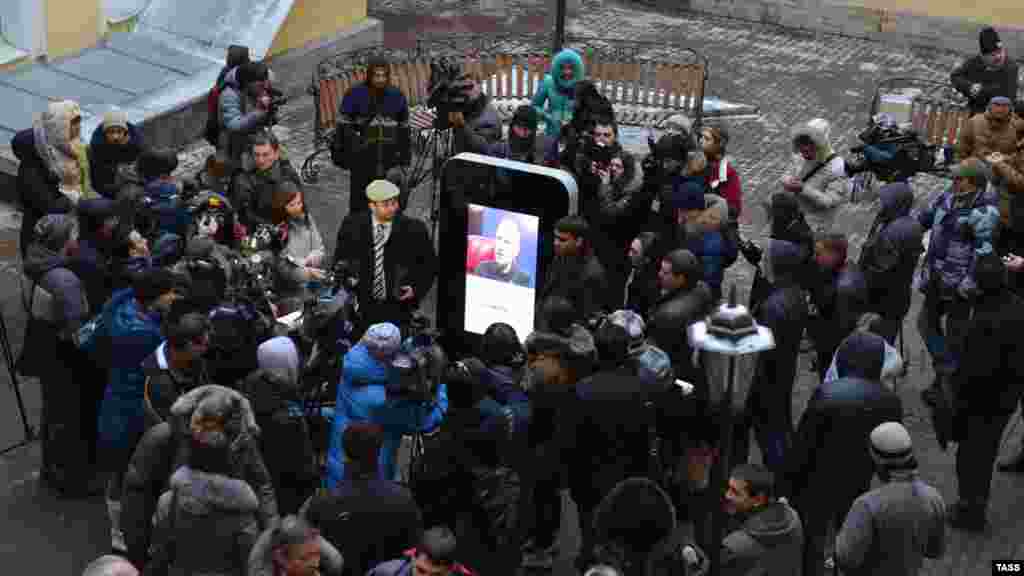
[427,59,476,130]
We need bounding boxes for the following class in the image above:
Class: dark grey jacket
[721,499,804,576]
[860,182,924,320]
[23,243,89,340]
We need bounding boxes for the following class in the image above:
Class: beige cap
[366,179,400,202]
[103,109,129,131]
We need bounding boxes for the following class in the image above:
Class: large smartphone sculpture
[437,153,577,358]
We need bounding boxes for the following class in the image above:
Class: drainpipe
[553,0,566,53]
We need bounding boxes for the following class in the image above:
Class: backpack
[203,83,224,147]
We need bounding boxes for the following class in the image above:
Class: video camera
[847,113,937,181]
[427,58,476,130]
[265,87,288,126]
[388,315,448,404]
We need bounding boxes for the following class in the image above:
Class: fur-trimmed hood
[170,385,261,447]
[248,525,344,576]
[162,465,260,516]
[550,48,585,92]
[790,118,835,162]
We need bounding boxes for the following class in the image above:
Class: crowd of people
[11,24,1024,576]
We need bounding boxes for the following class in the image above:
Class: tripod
[0,311,36,455]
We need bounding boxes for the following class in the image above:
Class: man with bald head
[474,218,532,287]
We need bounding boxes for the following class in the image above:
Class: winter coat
[12,102,96,256]
[647,282,714,407]
[705,157,743,220]
[957,107,1024,226]
[806,262,870,371]
[779,119,850,233]
[96,288,165,466]
[916,186,1000,298]
[301,477,422,576]
[247,523,345,576]
[835,470,946,576]
[859,182,924,321]
[950,55,1020,116]
[679,194,737,298]
[538,253,610,323]
[769,193,814,255]
[952,288,1024,439]
[241,337,318,515]
[71,197,120,308]
[367,549,476,576]
[623,260,661,317]
[151,465,261,576]
[231,158,302,228]
[720,499,803,576]
[788,369,902,514]
[144,178,192,238]
[276,215,326,297]
[340,83,410,123]
[22,243,89,339]
[219,67,271,171]
[454,96,503,155]
[88,121,144,198]
[532,49,585,137]
[121,385,279,569]
[325,343,449,489]
[142,342,213,428]
[991,136,1024,231]
[749,240,808,436]
[568,364,673,515]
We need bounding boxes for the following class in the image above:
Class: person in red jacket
[702,125,742,221]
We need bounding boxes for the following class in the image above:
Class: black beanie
[980,27,1001,54]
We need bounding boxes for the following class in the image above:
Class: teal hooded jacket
[532,49,585,137]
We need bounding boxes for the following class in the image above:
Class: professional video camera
[427,58,476,130]
[265,86,288,126]
[388,315,448,405]
[847,113,938,182]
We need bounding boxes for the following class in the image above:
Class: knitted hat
[979,26,1002,54]
[33,214,78,252]
[366,179,400,202]
[990,96,1013,107]
[103,109,129,131]
[361,322,402,356]
[869,422,915,469]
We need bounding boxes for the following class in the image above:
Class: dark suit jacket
[333,212,437,310]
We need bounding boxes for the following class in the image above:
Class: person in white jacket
[779,118,851,234]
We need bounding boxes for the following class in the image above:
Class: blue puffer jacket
[917,186,1000,298]
[532,49,585,137]
[96,288,165,463]
[325,344,449,490]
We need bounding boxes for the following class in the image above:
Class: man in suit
[334,180,437,335]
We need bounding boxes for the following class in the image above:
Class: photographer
[339,56,410,214]
[325,323,448,490]
[951,27,1019,116]
[449,74,502,156]
[219,60,278,177]
[475,105,551,165]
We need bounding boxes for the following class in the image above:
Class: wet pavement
[1,1,1023,573]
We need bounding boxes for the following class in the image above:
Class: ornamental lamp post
[686,284,775,576]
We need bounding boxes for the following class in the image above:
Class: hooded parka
[532,49,585,137]
[778,118,850,233]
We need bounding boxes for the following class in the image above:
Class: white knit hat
[869,422,915,468]
[103,108,129,131]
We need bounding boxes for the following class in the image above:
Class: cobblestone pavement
[0,2,1022,574]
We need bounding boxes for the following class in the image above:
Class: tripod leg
[0,313,36,454]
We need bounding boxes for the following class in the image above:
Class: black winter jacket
[539,253,610,323]
[950,56,1020,116]
[11,129,74,257]
[788,376,902,507]
[647,282,714,395]
[860,182,924,321]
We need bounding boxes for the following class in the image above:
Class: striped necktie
[373,223,387,300]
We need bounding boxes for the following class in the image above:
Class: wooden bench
[312,42,707,145]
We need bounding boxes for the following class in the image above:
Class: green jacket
[532,49,585,137]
